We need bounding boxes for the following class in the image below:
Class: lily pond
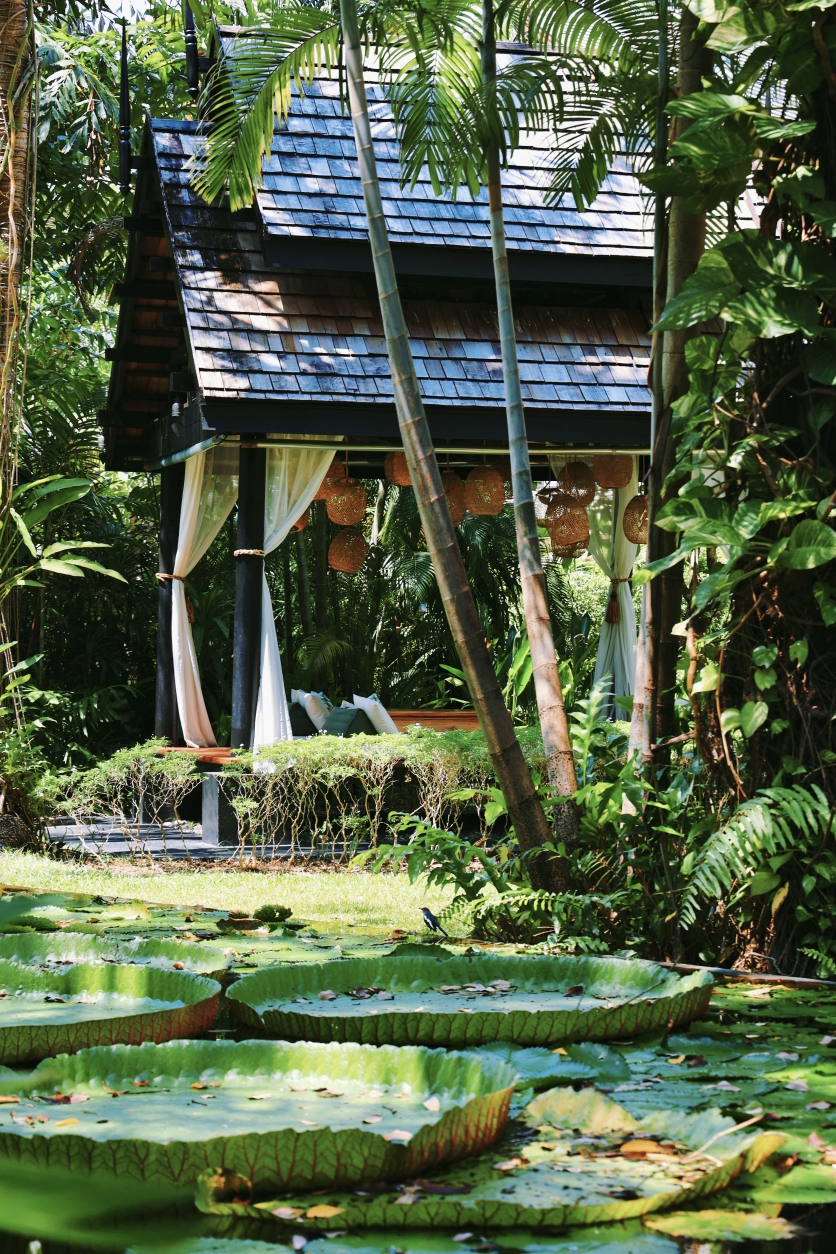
[0,887,834,1252]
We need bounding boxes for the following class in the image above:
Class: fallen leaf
[318,990,337,1001]
[489,980,512,991]
[0,1096,19,1105]
[808,1100,832,1111]
[820,1035,836,1046]
[384,1129,413,1143]
[191,1083,207,1091]
[775,1153,798,1175]
[620,1140,664,1159]
[667,1055,686,1065]
[493,1157,526,1171]
[453,1234,474,1242]
[299,1120,318,1126]
[172,961,185,970]
[824,1148,836,1164]
[272,1207,303,1220]
[55,1118,79,1128]
[305,1205,344,1219]
[291,1236,307,1250]
[423,1096,441,1112]
[132,1080,149,1088]
[785,1079,810,1092]
[808,1132,827,1148]
[566,985,584,996]
[776,1052,799,1062]
[362,1114,382,1124]
[552,1047,568,1056]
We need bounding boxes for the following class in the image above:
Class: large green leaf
[198,1088,783,1229]
[778,519,836,570]
[0,961,220,1063]
[0,932,233,981]
[226,954,713,1047]
[0,1038,515,1188]
[643,1208,800,1239]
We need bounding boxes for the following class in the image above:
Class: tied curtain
[546,454,640,720]
[587,461,640,718]
[253,445,334,750]
[171,444,332,749]
[172,444,239,748]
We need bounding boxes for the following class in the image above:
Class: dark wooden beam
[230,447,266,749]
[155,462,185,743]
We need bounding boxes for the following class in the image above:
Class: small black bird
[421,907,448,937]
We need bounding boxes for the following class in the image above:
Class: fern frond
[679,785,833,928]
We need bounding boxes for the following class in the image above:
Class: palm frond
[194,12,342,208]
[679,784,834,928]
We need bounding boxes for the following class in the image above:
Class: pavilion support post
[231,446,266,749]
[154,462,185,742]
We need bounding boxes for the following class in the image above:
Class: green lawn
[0,851,451,932]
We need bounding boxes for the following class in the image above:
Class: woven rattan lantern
[593,453,633,489]
[492,456,513,486]
[328,528,367,573]
[442,469,466,527]
[464,465,505,516]
[545,492,589,546]
[314,458,345,502]
[384,450,412,487]
[552,539,587,560]
[556,460,596,506]
[292,506,310,532]
[623,493,648,544]
[326,476,367,526]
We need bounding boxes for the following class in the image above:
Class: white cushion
[353,693,400,736]
[290,690,331,731]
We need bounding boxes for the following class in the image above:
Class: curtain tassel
[186,599,196,624]
[606,577,631,625]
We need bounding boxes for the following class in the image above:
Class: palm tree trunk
[637,0,669,763]
[314,500,328,631]
[339,0,556,872]
[481,0,577,860]
[0,0,32,498]
[648,6,711,767]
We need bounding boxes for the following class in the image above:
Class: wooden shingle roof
[102,67,653,471]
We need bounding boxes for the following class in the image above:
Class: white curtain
[172,445,240,747]
[253,446,335,750]
[587,460,639,719]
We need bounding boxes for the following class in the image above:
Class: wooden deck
[155,709,480,763]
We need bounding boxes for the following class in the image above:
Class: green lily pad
[477,1042,631,1090]
[0,1039,515,1188]
[227,955,713,1047]
[0,961,220,1063]
[152,1225,680,1254]
[0,933,232,981]
[197,1090,783,1230]
[642,1207,799,1239]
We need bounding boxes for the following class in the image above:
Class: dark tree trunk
[231,446,266,749]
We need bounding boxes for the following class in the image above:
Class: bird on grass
[421,907,448,937]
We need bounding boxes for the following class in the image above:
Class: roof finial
[184,6,199,97]
[118,18,132,195]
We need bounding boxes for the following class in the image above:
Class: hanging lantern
[552,539,587,560]
[441,469,466,527]
[623,493,648,544]
[557,460,596,506]
[384,450,412,487]
[545,492,589,545]
[292,506,310,532]
[464,465,505,516]
[314,457,345,501]
[328,528,367,573]
[326,476,367,526]
[593,453,633,489]
[492,456,513,486]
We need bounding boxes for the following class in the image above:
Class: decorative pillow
[290,690,332,731]
[353,692,400,736]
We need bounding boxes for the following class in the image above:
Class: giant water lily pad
[226,954,713,1047]
[200,1088,783,1230]
[0,933,232,982]
[0,961,220,1063]
[0,1038,515,1188]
